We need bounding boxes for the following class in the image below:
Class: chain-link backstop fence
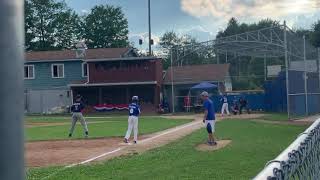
[166,22,320,119]
[287,30,320,119]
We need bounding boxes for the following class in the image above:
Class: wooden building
[69,56,163,112]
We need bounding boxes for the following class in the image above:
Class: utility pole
[148,0,152,56]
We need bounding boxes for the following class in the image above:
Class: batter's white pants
[221,103,230,116]
[125,116,139,141]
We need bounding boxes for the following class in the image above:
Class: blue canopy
[190,82,218,90]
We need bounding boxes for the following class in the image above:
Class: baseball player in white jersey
[221,95,230,116]
[124,96,141,144]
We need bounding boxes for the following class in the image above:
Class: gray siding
[25,89,71,113]
[24,60,85,113]
[24,61,86,90]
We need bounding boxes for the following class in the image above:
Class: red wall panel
[88,60,162,83]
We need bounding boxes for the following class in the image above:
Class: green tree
[159,31,181,50]
[311,20,320,47]
[84,5,129,48]
[256,19,279,29]
[216,18,280,90]
[53,9,83,49]
[295,29,312,38]
[217,17,239,38]
[159,31,183,69]
[25,0,36,50]
[25,0,81,51]
[159,31,216,69]
[217,18,279,38]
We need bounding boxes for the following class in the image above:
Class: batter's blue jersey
[221,96,228,103]
[129,103,140,117]
[71,102,85,113]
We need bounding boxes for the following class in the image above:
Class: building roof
[25,48,133,62]
[164,64,230,84]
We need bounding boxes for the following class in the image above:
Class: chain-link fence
[287,30,320,119]
[254,119,320,179]
[165,22,320,119]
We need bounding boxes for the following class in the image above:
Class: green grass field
[260,113,289,122]
[26,116,192,141]
[27,119,307,180]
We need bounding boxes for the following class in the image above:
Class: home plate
[195,140,232,152]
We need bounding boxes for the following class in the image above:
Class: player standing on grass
[68,95,89,138]
[201,91,217,146]
[124,96,141,144]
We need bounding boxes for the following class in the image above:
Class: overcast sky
[66,0,320,50]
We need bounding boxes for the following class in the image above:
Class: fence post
[303,35,308,116]
[225,51,228,63]
[318,48,320,88]
[217,50,220,64]
[318,48,320,113]
[284,21,290,120]
[264,54,267,81]
[0,0,24,180]
[170,49,175,113]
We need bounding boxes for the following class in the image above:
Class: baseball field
[25,114,311,180]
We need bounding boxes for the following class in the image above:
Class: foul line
[66,147,122,168]
[139,120,201,143]
[68,120,201,167]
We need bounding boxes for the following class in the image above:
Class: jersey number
[130,108,134,114]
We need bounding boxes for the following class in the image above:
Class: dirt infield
[294,115,320,123]
[26,138,124,167]
[25,113,267,168]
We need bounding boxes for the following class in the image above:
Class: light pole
[148,0,152,56]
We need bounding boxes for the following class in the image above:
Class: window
[52,64,64,78]
[24,65,34,79]
[82,63,88,77]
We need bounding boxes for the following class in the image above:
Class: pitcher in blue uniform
[201,91,217,146]
[68,95,89,138]
[124,96,141,144]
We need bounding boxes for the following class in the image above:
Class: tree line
[25,0,129,51]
